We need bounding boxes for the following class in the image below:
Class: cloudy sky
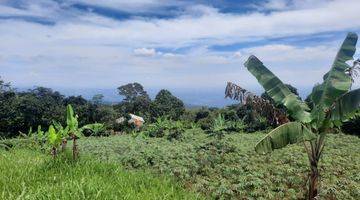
[0,0,360,104]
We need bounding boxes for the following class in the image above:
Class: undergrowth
[80,129,360,199]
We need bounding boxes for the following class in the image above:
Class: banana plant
[66,104,81,160]
[229,33,359,199]
[47,125,62,158]
[21,125,46,150]
[53,121,69,152]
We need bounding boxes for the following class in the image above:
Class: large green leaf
[310,33,357,111]
[245,56,311,123]
[255,122,316,154]
[48,125,61,146]
[331,88,360,121]
[66,104,78,134]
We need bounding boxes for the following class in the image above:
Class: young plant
[211,114,227,140]
[21,125,46,150]
[53,121,69,152]
[227,33,359,199]
[66,104,80,160]
[47,125,62,158]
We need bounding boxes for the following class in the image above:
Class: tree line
[0,79,185,138]
[1,76,358,139]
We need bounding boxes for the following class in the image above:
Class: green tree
[92,94,104,105]
[151,89,185,120]
[228,33,359,199]
[0,77,17,137]
[63,95,96,126]
[116,83,151,119]
[117,82,149,102]
[13,87,64,135]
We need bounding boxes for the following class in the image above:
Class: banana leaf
[66,104,79,135]
[245,56,311,123]
[255,122,316,154]
[331,88,360,121]
[48,125,61,146]
[310,33,357,111]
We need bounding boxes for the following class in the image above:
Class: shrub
[81,123,108,137]
[341,115,360,136]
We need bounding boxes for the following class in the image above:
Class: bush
[341,115,360,136]
[81,123,108,137]
[167,121,185,141]
[195,108,210,122]
[197,117,213,131]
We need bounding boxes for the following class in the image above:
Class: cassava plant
[227,33,359,199]
[66,104,81,160]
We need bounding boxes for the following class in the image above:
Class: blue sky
[0,0,360,105]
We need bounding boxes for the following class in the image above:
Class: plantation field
[0,149,203,200]
[79,130,360,199]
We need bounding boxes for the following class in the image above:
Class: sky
[0,0,360,106]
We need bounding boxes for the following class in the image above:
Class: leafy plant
[228,33,359,199]
[66,104,81,160]
[53,120,69,152]
[167,121,185,141]
[210,114,227,139]
[81,123,107,137]
[47,125,62,158]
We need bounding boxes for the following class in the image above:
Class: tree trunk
[308,159,319,200]
[61,138,67,152]
[51,147,57,159]
[72,134,78,160]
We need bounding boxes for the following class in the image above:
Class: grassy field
[79,129,360,199]
[1,129,359,199]
[0,149,202,200]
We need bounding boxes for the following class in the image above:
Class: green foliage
[167,121,186,141]
[341,115,360,135]
[255,122,316,154]
[245,56,311,123]
[0,149,202,200]
[47,125,62,148]
[197,117,213,130]
[79,132,360,199]
[249,33,359,152]
[141,117,186,140]
[331,88,360,122]
[151,89,185,120]
[210,114,227,139]
[245,33,359,199]
[66,104,80,137]
[117,82,149,102]
[81,123,107,137]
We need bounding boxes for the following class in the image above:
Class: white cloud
[134,48,157,57]
[0,0,359,91]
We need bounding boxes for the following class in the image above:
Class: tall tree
[116,83,151,119]
[92,94,104,105]
[117,83,149,102]
[151,89,185,120]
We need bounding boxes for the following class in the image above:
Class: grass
[79,129,360,199]
[0,149,203,200]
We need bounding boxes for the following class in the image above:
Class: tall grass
[0,149,202,200]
